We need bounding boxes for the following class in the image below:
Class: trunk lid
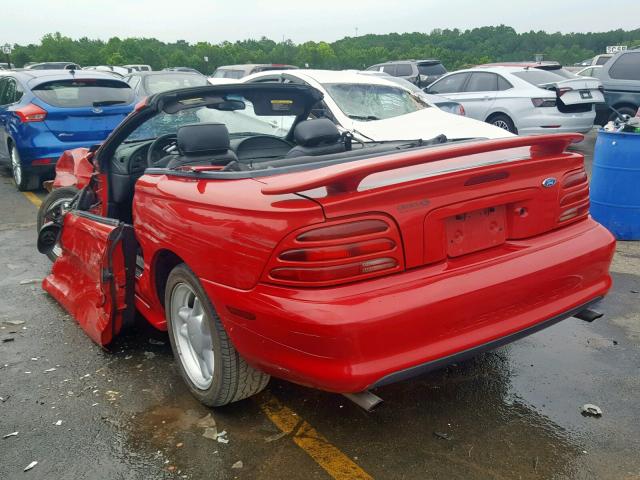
[30,77,134,143]
[260,135,589,269]
[539,77,605,107]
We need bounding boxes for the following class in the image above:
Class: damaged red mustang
[37,83,615,408]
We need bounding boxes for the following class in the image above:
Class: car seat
[285,119,346,158]
[166,123,238,169]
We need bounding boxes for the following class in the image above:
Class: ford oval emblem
[92,107,103,114]
[542,177,557,188]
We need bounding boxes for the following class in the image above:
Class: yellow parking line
[22,192,42,208]
[257,391,373,480]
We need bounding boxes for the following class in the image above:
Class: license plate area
[579,90,592,99]
[445,205,506,257]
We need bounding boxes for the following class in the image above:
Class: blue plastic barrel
[590,130,640,240]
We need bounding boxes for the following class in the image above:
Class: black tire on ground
[10,144,39,191]
[487,113,517,134]
[165,263,270,407]
[608,106,638,123]
[37,186,78,262]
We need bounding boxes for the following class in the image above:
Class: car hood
[348,108,514,142]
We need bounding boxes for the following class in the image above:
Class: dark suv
[365,60,447,87]
[595,49,640,124]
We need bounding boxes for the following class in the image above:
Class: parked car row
[2,50,637,193]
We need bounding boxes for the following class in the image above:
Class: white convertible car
[240,69,512,142]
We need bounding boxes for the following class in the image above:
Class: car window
[395,64,413,76]
[497,75,513,90]
[609,53,640,81]
[381,65,396,75]
[464,73,498,92]
[322,82,427,120]
[596,56,612,66]
[143,74,208,95]
[125,95,297,143]
[32,79,134,108]
[0,78,8,105]
[428,73,469,94]
[365,65,380,71]
[1,79,18,105]
[512,70,565,85]
[417,63,446,76]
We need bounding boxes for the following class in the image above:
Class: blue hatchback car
[0,70,135,190]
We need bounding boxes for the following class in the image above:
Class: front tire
[10,145,38,191]
[37,186,78,262]
[487,114,517,134]
[165,264,270,407]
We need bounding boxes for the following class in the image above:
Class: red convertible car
[38,83,615,408]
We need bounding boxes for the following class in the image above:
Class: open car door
[42,211,136,346]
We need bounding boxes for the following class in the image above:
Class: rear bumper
[202,219,615,393]
[517,108,595,135]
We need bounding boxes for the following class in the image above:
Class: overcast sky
[3,0,640,45]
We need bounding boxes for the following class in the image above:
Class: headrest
[293,119,341,147]
[177,123,230,155]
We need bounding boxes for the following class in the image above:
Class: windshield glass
[323,83,427,121]
[212,69,244,79]
[32,79,133,108]
[143,74,208,94]
[418,63,446,76]
[512,70,565,86]
[125,95,295,142]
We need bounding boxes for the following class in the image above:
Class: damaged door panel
[43,211,136,346]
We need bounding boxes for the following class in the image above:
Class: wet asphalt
[1,130,639,480]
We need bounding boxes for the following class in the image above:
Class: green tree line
[7,26,640,73]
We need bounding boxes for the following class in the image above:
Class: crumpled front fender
[52,148,94,190]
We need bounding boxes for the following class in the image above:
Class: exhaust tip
[574,308,604,323]
[342,391,383,412]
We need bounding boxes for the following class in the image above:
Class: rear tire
[37,186,78,262]
[608,106,637,123]
[487,113,517,134]
[165,263,270,407]
[10,144,38,191]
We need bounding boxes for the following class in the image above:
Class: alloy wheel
[170,282,214,390]
[493,120,510,131]
[10,146,22,187]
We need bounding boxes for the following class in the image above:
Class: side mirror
[37,222,61,255]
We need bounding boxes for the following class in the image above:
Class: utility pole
[355,27,358,37]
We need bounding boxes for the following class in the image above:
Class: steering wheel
[147,133,178,167]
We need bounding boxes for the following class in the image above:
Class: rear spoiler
[261,133,583,195]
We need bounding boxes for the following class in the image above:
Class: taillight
[558,168,589,223]
[556,87,573,97]
[15,103,47,123]
[531,98,557,107]
[457,104,466,116]
[264,217,404,287]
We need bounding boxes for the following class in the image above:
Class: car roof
[7,69,130,85]
[129,70,204,77]
[478,61,562,68]
[463,65,550,74]
[216,64,296,70]
[253,69,409,86]
[373,59,441,65]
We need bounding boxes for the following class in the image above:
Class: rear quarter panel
[132,173,324,300]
